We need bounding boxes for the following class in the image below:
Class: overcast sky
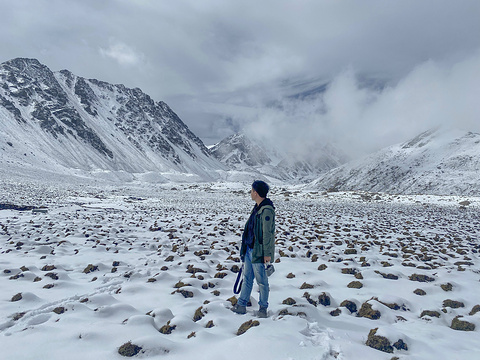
[1,0,480,157]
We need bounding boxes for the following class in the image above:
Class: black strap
[233,264,244,294]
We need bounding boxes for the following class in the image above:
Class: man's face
[250,188,257,201]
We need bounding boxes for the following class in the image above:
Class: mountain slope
[0,58,224,182]
[310,128,480,195]
[210,133,347,181]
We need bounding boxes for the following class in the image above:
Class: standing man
[232,180,275,318]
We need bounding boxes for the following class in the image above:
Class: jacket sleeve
[261,208,275,260]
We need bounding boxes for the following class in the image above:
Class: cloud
[99,40,144,67]
[241,49,480,159]
[1,0,480,151]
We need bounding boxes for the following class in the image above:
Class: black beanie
[252,180,269,198]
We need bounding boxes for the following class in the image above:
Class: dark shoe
[257,307,268,318]
[231,304,246,315]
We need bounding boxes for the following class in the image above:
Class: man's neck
[255,197,265,206]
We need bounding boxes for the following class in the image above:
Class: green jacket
[241,201,275,263]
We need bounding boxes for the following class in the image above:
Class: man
[232,180,275,318]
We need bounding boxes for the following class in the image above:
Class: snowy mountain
[310,128,480,195]
[0,58,224,183]
[209,133,348,182]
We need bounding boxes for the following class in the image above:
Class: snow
[311,127,480,195]
[1,179,479,360]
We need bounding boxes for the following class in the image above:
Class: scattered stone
[193,306,206,322]
[409,274,435,282]
[341,268,358,275]
[450,316,475,331]
[420,310,441,318]
[440,283,453,292]
[174,281,191,288]
[318,264,328,271]
[12,312,26,321]
[330,308,341,316]
[340,300,357,313]
[354,272,364,280]
[11,293,22,302]
[469,305,480,316]
[227,296,237,306]
[300,282,314,289]
[347,281,363,289]
[443,299,465,309]
[282,297,296,305]
[237,320,259,336]
[205,320,214,328]
[83,264,98,274]
[358,302,381,320]
[366,328,393,353]
[414,288,426,296]
[159,321,176,334]
[118,342,143,357]
[53,307,66,314]
[393,339,408,351]
[175,289,194,298]
[318,293,331,306]
[45,272,58,280]
[42,265,56,271]
[375,270,399,280]
[303,292,317,307]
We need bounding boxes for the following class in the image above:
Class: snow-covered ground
[1,180,479,359]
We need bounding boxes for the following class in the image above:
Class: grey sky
[1,0,480,156]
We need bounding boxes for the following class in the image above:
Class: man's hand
[264,256,271,263]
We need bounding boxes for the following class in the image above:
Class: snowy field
[1,180,479,360]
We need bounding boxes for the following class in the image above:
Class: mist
[242,49,480,160]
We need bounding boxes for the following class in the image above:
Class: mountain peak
[210,132,347,181]
[312,128,480,195]
[0,58,223,182]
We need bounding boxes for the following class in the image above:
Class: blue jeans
[238,247,269,308]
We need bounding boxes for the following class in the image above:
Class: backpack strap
[233,263,244,294]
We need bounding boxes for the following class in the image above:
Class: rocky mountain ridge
[0,58,223,182]
[310,128,480,195]
[210,132,348,181]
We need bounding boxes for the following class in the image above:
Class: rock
[413,288,426,296]
[318,293,331,306]
[365,328,393,353]
[440,283,453,291]
[330,308,341,316]
[450,316,475,331]
[443,299,465,309]
[409,274,435,282]
[469,305,480,316]
[358,302,381,320]
[193,306,206,322]
[300,282,314,289]
[159,321,176,334]
[11,293,22,302]
[282,297,296,305]
[118,342,143,357]
[83,264,98,274]
[393,339,408,351]
[340,300,357,313]
[347,281,363,289]
[237,320,260,336]
[420,310,441,318]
